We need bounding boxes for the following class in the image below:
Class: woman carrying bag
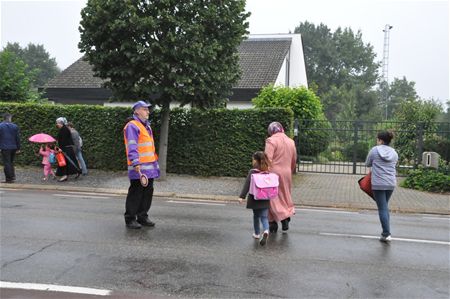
[55,117,81,182]
[365,131,398,242]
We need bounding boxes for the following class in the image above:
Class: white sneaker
[252,233,260,239]
[380,235,392,242]
[260,230,269,246]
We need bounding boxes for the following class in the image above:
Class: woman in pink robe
[264,122,297,233]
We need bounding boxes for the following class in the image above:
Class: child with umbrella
[29,133,57,181]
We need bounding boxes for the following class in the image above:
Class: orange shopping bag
[55,152,66,167]
[358,172,374,199]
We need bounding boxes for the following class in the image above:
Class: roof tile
[45,38,291,89]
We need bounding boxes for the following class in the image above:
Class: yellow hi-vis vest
[123,120,157,166]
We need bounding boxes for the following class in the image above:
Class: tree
[385,76,418,119]
[393,99,443,164]
[294,21,379,96]
[437,100,450,123]
[3,42,60,87]
[320,84,381,121]
[294,22,380,121]
[0,50,41,102]
[79,0,249,178]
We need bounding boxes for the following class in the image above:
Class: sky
[1,0,449,105]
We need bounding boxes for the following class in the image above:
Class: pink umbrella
[28,133,56,143]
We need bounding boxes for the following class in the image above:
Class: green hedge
[165,108,293,176]
[0,103,293,177]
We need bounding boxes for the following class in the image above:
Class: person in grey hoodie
[365,131,398,242]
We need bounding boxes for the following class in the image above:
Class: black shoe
[281,217,290,231]
[75,173,81,179]
[260,231,269,246]
[269,222,278,233]
[1,180,13,184]
[137,218,155,227]
[126,220,142,229]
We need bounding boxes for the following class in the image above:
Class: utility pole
[382,24,393,120]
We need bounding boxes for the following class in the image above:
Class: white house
[43,33,308,109]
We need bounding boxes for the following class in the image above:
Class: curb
[1,183,448,215]
[0,183,236,202]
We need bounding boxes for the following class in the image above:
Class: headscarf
[268,122,284,136]
[56,117,68,125]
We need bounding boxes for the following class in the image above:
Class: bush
[320,148,345,162]
[252,85,331,156]
[401,167,450,193]
[0,103,293,177]
[342,141,370,162]
[424,135,450,162]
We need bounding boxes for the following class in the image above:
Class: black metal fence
[294,119,450,175]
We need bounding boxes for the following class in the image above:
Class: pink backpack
[249,171,279,200]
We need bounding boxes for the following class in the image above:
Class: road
[1,188,449,298]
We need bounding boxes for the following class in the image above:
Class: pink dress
[264,132,297,222]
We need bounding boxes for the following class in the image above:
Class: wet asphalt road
[0,188,449,298]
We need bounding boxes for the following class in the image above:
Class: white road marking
[422,216,450,221]
[52,194,110,199]
[320,232,450,246]
[66,191,120,197]
[0,281,111,296]
[168,200,225,206]
[298,208,358,215]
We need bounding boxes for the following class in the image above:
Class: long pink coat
[265,132,297,222]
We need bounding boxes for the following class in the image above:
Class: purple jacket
[124,116,160,180]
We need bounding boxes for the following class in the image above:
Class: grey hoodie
[365,145,398,190]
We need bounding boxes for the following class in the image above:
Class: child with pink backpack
[239,151,279,246]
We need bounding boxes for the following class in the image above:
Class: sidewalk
[1,166,449,215]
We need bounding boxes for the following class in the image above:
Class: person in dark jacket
[55,117,81,182]
[0,113,20,183]
[239,151,271,246]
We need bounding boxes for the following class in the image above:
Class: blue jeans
[75,148,88,175]
[373,189,394,237]
[253,208,269,235]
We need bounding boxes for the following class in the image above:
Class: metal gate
[294,119,450,175]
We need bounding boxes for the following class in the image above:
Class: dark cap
[132,101,151,111]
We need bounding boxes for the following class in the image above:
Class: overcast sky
[1,0,449,105]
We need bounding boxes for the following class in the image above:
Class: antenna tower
[382,24,393,119]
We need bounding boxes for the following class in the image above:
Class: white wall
[288,34,308,88]
[104,102,189,109]
[226,101,254,109]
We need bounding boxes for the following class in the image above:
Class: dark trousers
[124,178,154,223]
[1,149,16,182]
